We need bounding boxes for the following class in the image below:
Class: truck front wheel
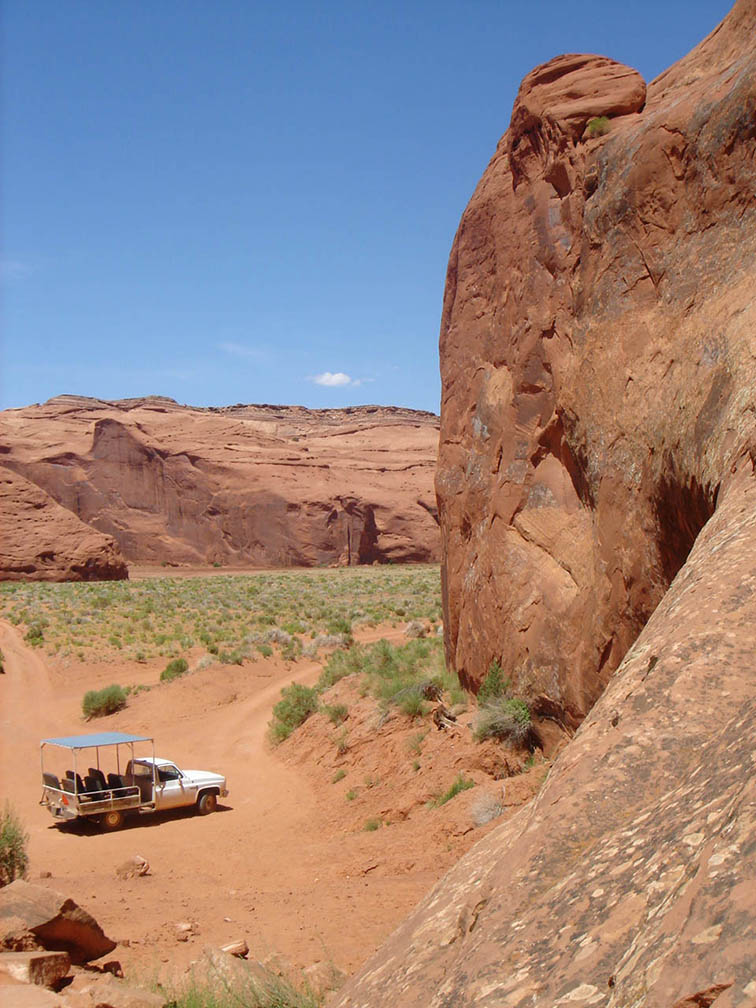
[100,810,124,831]
[197,792,218,815]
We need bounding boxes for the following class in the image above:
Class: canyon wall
[335,2,756,1005]
[435,0,756,726]
[0,397,440,578]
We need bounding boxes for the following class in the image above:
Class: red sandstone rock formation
[334,2,756,1005]
[0,467,128,582]
[0,397,439,576]
[435,1,756,726]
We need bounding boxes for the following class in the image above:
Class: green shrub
[269,683,320,743]
[364,817,382,832]
[316,646,364,691]
[398,692,427,719]
[0,803,29,887]
[326,615,352,639]
[478,660,510,704]
[0,649,4,674]
[431,773,475,807]
[25,622,45,646]
[161,657,189,682]
[257,643,273,658]
[323,703,348,725]
[332,769,346,783]
[219,648,245,665]
[474,696,532,744]
[586,115,611,138]
[82,684,128,719]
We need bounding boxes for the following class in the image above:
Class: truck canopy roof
[131,757,173,767]
[41,732,153,750]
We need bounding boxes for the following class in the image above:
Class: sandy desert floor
[0,602,544,988]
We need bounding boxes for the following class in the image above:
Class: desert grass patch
[161,657,189,682]
[0,565,440,665]
[82,684,128,719]
[0,802,29,887]
[269,683,320,742]
[165,964,322,1008]
[430,774,475,808]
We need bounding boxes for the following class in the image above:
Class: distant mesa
[0,396,440,581]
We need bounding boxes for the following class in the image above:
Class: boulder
[0,881,116,965]
[61,972,165,1008]
[114,858,149,881]
[0,984,61,1007]
[0,950,70,987]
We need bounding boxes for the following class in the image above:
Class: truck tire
[101,810,124,831]
[197,792,218,815]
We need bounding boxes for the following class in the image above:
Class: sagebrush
[82,684,128,719]
[0,803,29,887]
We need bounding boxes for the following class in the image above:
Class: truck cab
[126,757,228,813]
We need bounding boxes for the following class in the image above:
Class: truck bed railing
[41,782,143,816]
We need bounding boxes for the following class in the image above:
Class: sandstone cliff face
[335,3,756,1005]
[335,462,756,1006]
[435,0,756,725]
[0,467,128,582]
[0,397,440,575]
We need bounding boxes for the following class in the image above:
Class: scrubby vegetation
[0,802,29,886]
[477,660,509,705]
[161,657,189,682]
[270,683,321,742]
[82,683,128,719]
[269,636,465,743]
[586,115,611,137]
[473,659,533,746]
[0,566,441,665]
[166,964,323,1008]
[431,774,475,807]
[474,696,532,744]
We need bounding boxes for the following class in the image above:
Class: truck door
[154,764,197,810]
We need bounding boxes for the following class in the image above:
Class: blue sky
[1,0,733,413]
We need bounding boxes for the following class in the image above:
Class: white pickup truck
[40,731,228,831]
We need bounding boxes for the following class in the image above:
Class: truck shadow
[48,804,233,836]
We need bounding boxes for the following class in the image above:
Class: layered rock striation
[0,397,440,577]
[336,2,756,1005]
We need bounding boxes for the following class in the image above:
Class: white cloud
[311,371,353,387]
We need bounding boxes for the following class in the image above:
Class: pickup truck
[40,731,228,831]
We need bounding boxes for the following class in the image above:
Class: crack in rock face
[334,1,756,1005]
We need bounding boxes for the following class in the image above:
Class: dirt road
[0,620,429,980]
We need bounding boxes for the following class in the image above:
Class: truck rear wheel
[197,792,218,815]
[100,810,124,831]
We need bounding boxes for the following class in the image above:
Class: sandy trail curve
[0,620,432,980]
